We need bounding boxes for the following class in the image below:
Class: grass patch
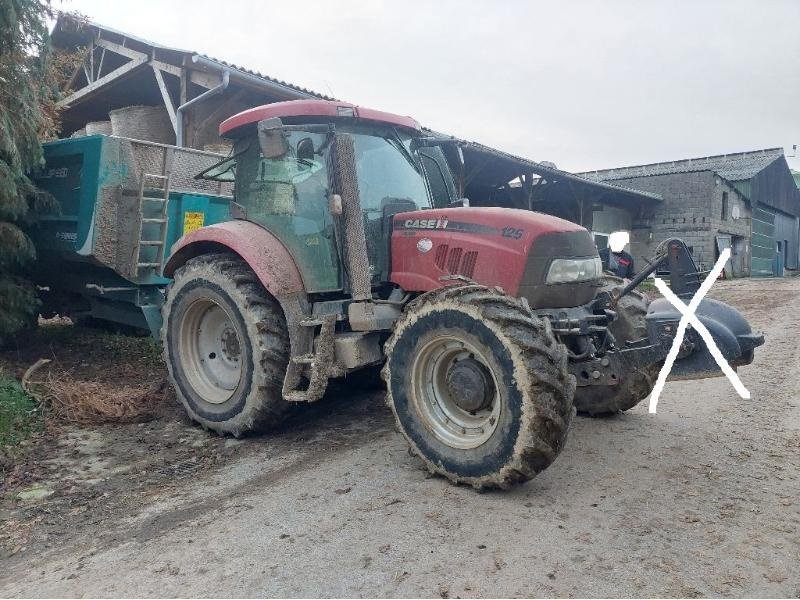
[0,373,42,450]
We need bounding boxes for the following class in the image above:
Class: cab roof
[219,99,421,137]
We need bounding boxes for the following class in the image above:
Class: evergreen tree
[0,0,58,339]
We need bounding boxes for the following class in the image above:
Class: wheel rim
[178,298,242,404]
[410,334,501,449]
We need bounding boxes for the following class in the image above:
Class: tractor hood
[390,207,601,308]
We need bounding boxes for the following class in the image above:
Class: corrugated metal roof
[579,148,785,183]
[193,55,336,101]
[52,14,334,101]
[424,129,662,203]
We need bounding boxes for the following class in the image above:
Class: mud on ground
[0,278,798,597]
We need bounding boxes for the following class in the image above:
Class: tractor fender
[163,221,306,300]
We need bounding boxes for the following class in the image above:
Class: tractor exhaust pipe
[333,133,372,302]
[333,133,400,331]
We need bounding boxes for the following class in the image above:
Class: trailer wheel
[162,253,291,435]
[383,284,575,489]
[573,275,660,416]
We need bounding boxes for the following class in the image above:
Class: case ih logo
[403,218,449,230]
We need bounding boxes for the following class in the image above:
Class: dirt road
[1,278,798,597]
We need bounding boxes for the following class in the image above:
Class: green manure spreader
[32,134,232,335]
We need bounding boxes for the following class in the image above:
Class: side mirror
[257,117,289,159]
[297,137,315,163]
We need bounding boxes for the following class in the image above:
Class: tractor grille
[435,245,478,278]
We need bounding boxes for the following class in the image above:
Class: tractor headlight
[545,256,602,284]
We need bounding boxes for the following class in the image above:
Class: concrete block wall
[607,171,752,275]
[614,171,717,269]
[710,182,751,276]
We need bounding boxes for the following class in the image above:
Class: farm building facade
[581,149,800,277]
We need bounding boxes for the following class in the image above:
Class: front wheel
[383,285,575,489]
[573,275,659,416]
[162,253,291,435]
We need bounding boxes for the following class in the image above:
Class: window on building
[721,192,729,220]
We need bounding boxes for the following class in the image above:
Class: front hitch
[612,238,705,306]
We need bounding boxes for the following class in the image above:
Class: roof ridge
[580,147,785,176]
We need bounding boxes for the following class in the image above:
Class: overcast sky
[62,0,800,173]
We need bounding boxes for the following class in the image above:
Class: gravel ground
[1,277,798,598]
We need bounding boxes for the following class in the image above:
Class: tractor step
[282,313,336,403]
[139,240,164,246]
[291,354,315,365]
[300,318,325,327]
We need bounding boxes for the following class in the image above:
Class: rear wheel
[383,284,575,489]
[573,275,660,416]
[162,253,291,435]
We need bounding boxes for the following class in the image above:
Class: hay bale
[109,105,175,145]
[85,121,112,135]
[203,142,233,155]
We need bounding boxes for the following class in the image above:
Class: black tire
[573,275,660,416]
[382,284,575,489]
[161,253,291,435]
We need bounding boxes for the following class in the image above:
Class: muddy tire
[573,275,660,416]
[162,253,291,435]
[382,284,575,489]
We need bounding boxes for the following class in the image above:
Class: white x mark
[648,247,750,413]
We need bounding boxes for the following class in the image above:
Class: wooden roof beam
[58,56,147,108]
[95,37,182,77]
[152,65,177,134]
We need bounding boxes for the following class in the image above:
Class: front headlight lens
[546,256,602,284]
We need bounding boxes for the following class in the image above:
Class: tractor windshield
[214,125,431,292]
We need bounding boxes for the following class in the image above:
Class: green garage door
[751,204,775,277]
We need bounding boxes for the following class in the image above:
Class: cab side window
[418,147,456,209]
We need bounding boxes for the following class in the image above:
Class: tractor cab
[199,100,454,293]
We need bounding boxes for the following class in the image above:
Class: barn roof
[51,14,334,103]
[578,148,785,183]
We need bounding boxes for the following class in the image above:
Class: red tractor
[161,100,763,489]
